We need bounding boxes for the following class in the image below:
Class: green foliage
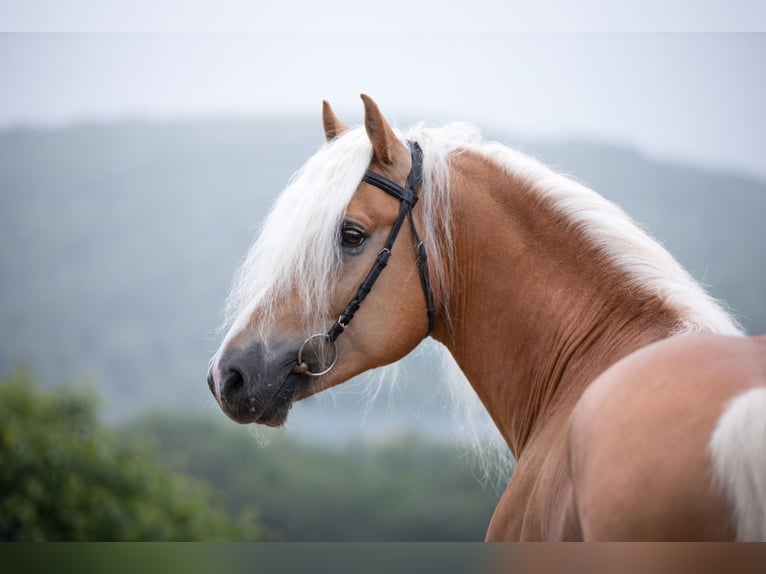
[0,369,498,541]
[0,369,264,541]
[125,412,500,541]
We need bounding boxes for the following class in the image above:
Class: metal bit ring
[294,333,338,377]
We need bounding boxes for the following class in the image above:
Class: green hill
[1,119,764,426]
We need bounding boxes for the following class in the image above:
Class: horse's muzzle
[208,340,309,426]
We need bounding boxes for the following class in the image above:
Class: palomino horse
[207,95,766,541]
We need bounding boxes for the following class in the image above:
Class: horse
[207,94,766,541]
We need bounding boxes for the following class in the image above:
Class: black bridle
[293,141,436,376]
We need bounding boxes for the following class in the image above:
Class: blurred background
[1,4,765,540]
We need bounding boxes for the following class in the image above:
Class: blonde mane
[470,138,743,337]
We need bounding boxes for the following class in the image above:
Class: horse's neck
[432,150,679,458]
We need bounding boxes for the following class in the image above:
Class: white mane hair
[468,139,744,337]
[223,120,742,482]
[224,128,373,337]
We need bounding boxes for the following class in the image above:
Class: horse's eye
[341,225,366,249]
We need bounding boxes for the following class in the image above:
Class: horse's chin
[253,409,291,428]
[224,396,294,427]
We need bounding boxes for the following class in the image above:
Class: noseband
[293,141,436,376]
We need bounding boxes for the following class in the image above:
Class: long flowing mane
[469,139,743,337]
[223,121,742,478]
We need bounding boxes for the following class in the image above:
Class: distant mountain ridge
[1,119,763,431]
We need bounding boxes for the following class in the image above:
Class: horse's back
[569,334,766,540]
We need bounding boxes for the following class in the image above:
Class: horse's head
[207,95,437,425]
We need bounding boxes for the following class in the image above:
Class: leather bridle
[293,141,436,376]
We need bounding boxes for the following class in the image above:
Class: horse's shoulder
[566,334,765,540]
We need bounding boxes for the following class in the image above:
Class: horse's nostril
[221,366,246,403]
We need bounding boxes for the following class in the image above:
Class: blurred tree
[0,369,264,541]
[128,413,501,541]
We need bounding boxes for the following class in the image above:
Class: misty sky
[1,2,765,178]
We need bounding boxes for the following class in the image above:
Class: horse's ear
[361,94,403,165]
[322,100,348,142]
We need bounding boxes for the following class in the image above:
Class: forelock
[224,127,374,334]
